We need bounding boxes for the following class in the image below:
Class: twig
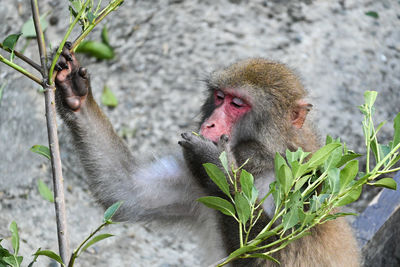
[0,43,42,73]
[72,0,124,50]
[0,54,42,85]
[31,0,69,265]
[31,0,47,74]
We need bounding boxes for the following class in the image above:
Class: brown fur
[206,58,359,266]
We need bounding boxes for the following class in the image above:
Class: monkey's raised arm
[54,45,203,222]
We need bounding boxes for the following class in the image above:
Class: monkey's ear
[291,100,312,129]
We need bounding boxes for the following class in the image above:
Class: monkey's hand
[179,133,230,192]
[54,42,90,112]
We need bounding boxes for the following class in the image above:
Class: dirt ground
[0,0,399,266]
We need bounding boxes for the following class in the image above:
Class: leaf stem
[0,54,42,85]
[31,0,47,75]
[68,222,108,267]
[0,43,42,74]
[72,0,124,50]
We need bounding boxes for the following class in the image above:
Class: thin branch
[0,54,42,85]
[72,0,124,50]
[31,0,47,75]
[31,0,69,265]
[0,43,42,73]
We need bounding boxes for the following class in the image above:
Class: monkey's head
[200,58,314,159]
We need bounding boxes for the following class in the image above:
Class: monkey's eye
[231,97,244,108]
[216,90,225,100]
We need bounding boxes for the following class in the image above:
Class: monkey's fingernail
[78,67,87,77]
[178,141,182,146]
[66,54,73,61]
[65,41,72,49]
[55,64,63,71]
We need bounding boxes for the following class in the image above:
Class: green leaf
[250,186,259,204]
[21,15,48,38]
[283,208,299,231]
[9,221,19,255]
[277,164,293,195]
[203,163,230,198]
[87,12,96,24]
[270,181,281,208]
[327,168,340,194]
[2,33,22,50]
[34,250,64,266]
[392,113,400,150]
[339,160,359,192]
[101,26,111,47]
[235,193,251,224]
[310,194,329,212]
[101,85,118,108]
[219,151,229,174]
[239,170,254,201]
[337,185,362,206]
[287,191,302,209]
[81,234,114,253]
[197,196,236,217]
[307,143,342,168]
[27,248,41,267]
[292,161,309,179]
[76,40,115,59]
[0,83,6,104]
[30,145,51,160]
[365,11,379,19]
[37,179,54,203]
[323,146,342,171]
[325,135,333,145]
[225,245,256,262]
[335,153,362,168]
[3,256,23,267]
[255,229,277,241]
[248,253,280,264]
[70,0,82,13]
[274,153,286,179]
[294,174,311,191]
[104,201,123,222]
[370,178,397,190]
[364,91,378,107]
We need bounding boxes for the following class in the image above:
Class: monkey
[54,43,359,266]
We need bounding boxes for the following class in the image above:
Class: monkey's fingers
[72,67,90,96]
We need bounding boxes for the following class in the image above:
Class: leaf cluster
[0,202,122,267]
[201,91,400,266]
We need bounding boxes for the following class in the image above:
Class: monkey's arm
[55,45,203,222]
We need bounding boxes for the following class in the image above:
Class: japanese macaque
[55,43,359,266]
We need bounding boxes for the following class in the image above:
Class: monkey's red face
[200,89,251,143]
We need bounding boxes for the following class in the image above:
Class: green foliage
[199,91,400,266]
[30,145,51,160]
[365,11,379,19]
[21,15,48,38]
[34,250,64,266]
[103,201,123,222]
[2,33,22,61]
[101,85,118,107]
[37,179,55,203]
[0,222,23,267]
[76,40,114,59]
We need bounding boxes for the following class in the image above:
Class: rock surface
[0,0,399,266]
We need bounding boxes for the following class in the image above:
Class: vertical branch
[31,0,70,264]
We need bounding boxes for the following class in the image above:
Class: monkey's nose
[206,123,215,128]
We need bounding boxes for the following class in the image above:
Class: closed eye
[231,97,244,108]
[216,90,225,100]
